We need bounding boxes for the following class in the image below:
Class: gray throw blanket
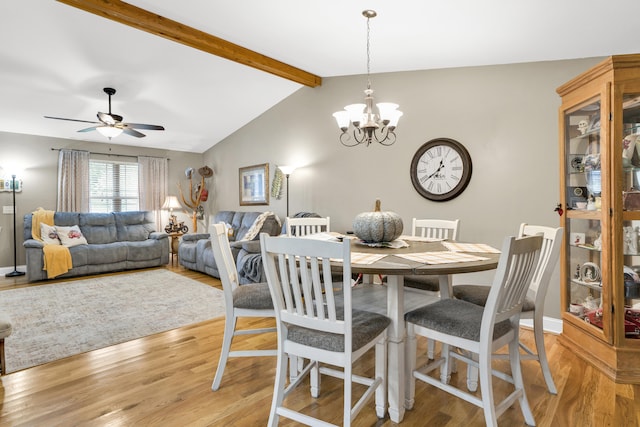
[238,253,265,284]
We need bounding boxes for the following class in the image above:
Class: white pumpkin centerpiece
[353,199,403,243]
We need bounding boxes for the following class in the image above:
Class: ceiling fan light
[96,126,123,138]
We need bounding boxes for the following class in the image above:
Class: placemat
[396,251,490,264]
[441,242,501,253]
[398,235,444,242]
[350,252,388,264]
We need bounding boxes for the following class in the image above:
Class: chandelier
[333,10,402,147]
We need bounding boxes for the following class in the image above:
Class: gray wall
[0,132,203,269]
[203,57,604,319]
[0,57,604,320]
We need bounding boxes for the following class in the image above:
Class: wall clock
[410,138,473,202]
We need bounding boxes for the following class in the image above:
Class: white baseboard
[520,316,563,335]
[0,265,27,276]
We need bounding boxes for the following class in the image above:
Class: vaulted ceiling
[2,0,639,153]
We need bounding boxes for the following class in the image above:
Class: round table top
[344,238,501,276]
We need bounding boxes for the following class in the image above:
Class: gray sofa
[178,211,281,284]
[23,211,169,282]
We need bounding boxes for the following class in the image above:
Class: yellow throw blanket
[31,207,73,278]
[31,207,55,241]
[42,245,73,279]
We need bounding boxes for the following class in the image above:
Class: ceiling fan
[44,87,165,139]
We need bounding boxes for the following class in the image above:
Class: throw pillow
[56,225,89,247]
[40,223,61,245]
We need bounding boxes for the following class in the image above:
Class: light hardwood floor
[1,265,639,426]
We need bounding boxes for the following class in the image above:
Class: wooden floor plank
[1,265,640,426]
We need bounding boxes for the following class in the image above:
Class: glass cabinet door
[564,99,605,335]
[620,92,640,340]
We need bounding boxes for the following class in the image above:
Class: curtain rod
[50,148,170,160]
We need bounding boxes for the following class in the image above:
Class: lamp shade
[278,165,296,176]
[162,196,182,210]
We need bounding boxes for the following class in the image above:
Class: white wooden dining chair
[285,216,330,237]
[452,223,563,394]
[405,234,543,427]
[404,218,460,292]
[210,223,277,391]
[284,215,332,379]
[404,218,460,359]
[260,233,390,426]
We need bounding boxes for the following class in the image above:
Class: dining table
[335,234,502,423]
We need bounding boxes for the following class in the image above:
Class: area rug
[0,269,226,373]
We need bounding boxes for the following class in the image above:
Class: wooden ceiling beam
[56,0,322,87]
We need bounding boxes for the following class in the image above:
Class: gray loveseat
[23,211,169,282]
[178,211,281,284]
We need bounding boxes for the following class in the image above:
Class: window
[89,159,139,212]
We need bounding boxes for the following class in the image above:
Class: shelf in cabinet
[570,278,603,291]
[566,209,602,219]
[574,128,601,139]
[622,211,640,221]
[570,243,601,252]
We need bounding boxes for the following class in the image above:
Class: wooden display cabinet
[558,54,640,383]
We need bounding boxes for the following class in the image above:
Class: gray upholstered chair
[405,234,543,427]
[260,233,390,426]
[0,314,12,375]
[210,223,276,391]
[452,223,563,394]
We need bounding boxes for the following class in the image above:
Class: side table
[168,232,184,264]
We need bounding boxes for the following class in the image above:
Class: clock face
[410,138,472,202]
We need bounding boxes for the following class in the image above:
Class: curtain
[57,149,90,212]
[138,156,169,230]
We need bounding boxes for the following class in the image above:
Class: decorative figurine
[593,233,602,250]
[164,214,188,234]
[624,226,639,254]
[578,119,589,135]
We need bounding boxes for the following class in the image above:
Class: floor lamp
[278,166,296,218]
[6,175,25,277]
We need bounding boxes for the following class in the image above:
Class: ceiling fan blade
[44,116,100,125]
[97,112,123,125]
[77,126,98,133]
[124,123,165,131]
[122,127,146,138]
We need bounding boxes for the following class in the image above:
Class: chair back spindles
[412,218,459,240]
[285,216,331,237]
[486,235,542,325]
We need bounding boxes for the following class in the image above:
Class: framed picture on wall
[239,163,270,206]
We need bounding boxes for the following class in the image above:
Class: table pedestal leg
[386,274,405,423]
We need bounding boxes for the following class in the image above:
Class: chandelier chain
[366,15,371,89]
